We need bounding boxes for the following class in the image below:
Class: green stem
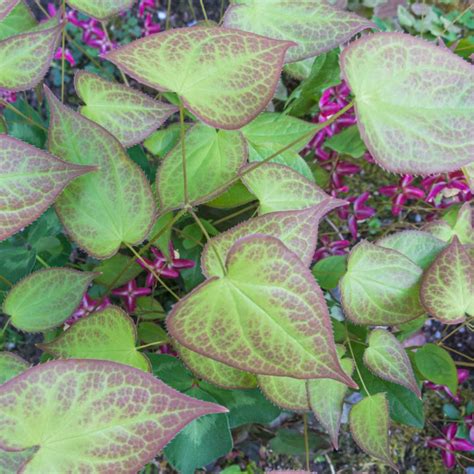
[65,32,106,71]
[166,0,172,29]
[136,340,168,351]
[0,318,11,337]
[0,274,13,288]
[303,413,311,472]
[101,22,129,85]
[34,0,50,17]
[199,0,209,24]
[35,255,50,268]
[187,0,197,21]
[212,203,258,226]
[61,1,66,102]
[0,100,47,131]
[345,322,370,395]
[179,100,189,206]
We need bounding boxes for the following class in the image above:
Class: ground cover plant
[0,0,473,472]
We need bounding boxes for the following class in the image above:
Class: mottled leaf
[364,329,420,397]
[66,0,136,20]
[46,87,156,259]
[157,123,247,211]
[0,21,62,92]
[0,352,29,384]
[223,0,373,63]
[0,135,92,241]
[340,241,424,325]
[0,359,227,472]
[168,235,355,385]
[0,1,36,41]
[341,32,474,174]
[3,268,95,332]
[105,27,294,129]
[257,375,309,411]
[75,71,177,147]
[350,393,397,470]
[420,237,473,324]
[38,306,150,371]
[0,0,19,21]
[0,447,36,474]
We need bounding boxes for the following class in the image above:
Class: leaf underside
[65,0,136,20]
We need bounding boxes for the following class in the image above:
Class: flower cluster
[67,293,111,325]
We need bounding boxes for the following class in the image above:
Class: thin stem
[65,33,105,71]
[325,454,336,474]
[212,203,258,226]
[199,0,209,24]
[441,343,474,362]
[303,413,311,472]
[136,340,168,351]
[0,100,47,131]
[187,0,197,21]
[35,255,50,268]
[324,216,344,241]
[179,100,189,205]
[101,22,129,85]
[34,0,50,17]
[438,320,469,344]
[439,4,473,38]
[60,1,67,102]
[0,274,13,288]
[166,0,172,29]
[345,323,370,395]
[1,318,11,338]
[219,0,225,22]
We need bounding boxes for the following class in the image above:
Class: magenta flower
[465,414,474,443]
[143,12,161,36]
[67,293,111,325]
[139,0,156,17]
[47,3,81,26]
[80,18,104,43]
[338,192,376,239]
[0,89,17,106]
[425,369,470,404]
[330,160,361,194]
[54,47,76,67]
[426,423,474,469]
[314,236,351,262]
[112,279,151,313]
[379,175,425,216]
[421,172,472,209]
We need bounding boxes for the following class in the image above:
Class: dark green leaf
[148,354,194,392]
[325,125,366,158]
[269,428,330,456]
[312,255,347,290]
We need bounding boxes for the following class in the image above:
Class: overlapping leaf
[46,87,156,259]
[0,359,226,472]
[0,1,36,41]
[3,268,95,332]
[341,32,474,175]
[0,0,19,21]
[66,0,136,20]
[257,375,309,411]
[0,447,36,474]
[420,237,474,324]
[340,241,424,325]
[75,71,177,147]
[223,0,373,63]
[39,306,151,371]
[168,235,355,385]
[157,123,247,211]
[0,21,62,92]
[0,352,29,384]
[0,135,93,241]
[105,27,294,129]
[364,329,420,397]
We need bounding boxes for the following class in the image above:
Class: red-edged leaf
[65,0,136,20]
[257,375,309,411]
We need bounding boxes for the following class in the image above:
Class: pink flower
[338,192,376,239]
[426,423,474,469]
[80,19,104,44]
[0,89,17,105]
[314,236,351,262]
[425,369,470,404]
[143,12,161,36]
[86,35,116,54]
[422,172,472,208]
[47,3,81,26]
[330,161,361,194]
[379,175,425,216]
[112,279,151,313]
[138,0,156,17]
[67,294,111,325]
[54,47,76,67]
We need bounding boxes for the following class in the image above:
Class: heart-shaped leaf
[0,135,93,241]
[420,237,474,324]
[3,268,95,332]
[0,1,36,41]
[66,0,136,20]
[0,352,29,384]
[0,0,20,21]
[223,0,373,63]
[364,329,420,398]
[257,375,309,411]
[46,87,156,259]
[38,306,151,371]
[341,32,474,175]
[75,71,177,147]
[241,163,339,215]
[0,20,62,92]
[349,393,397,470]
[202,203,346,278]
[157,123,247,211]
[340,241,424,325]
[105,27,294,129]
[168,235,355,385]
[0,359,227,472]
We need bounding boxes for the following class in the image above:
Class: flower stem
[179,99,189,206]
[35,255,50,268]
[136,340,168,351]
[0,99,47,131]
[187,0,196,21]
[303,413,311,472]
[166,0,172,29]
[61,1,66,102]
[34,0,50,17]
[101,22,129,86]
[199,0,209,24]
[0,274,13,288]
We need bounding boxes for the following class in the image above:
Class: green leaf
[0,0,20,21]
[377,230,447,269]
[349,393,397,470]
[0,352,29,384]
[223,0,373,63]
[39,306,151,371]
[0,20,62,92]
[341,32,474,175]
[0,447,37,474]
[0,359,227,472]
[157,123,247,211]
[66,0,136,20]
[269,428,328,457]
[75,71,177,147]
[206,181,256,209]
[312,255,347,290]
[168,235,355,385]
[105,27,294,129]
[135,297,165,320]
[420,237,473,323]
[308,357,354,450]
[94,253,143,289]
[242,163,341,215]
[0,116,6,134]
[325,125,366,158]
[148,353,194,392]
[147,211,174,257]
[284,57,314,80]
[143,123,184,158]
[3,268,95,332]
[257,375,309,411]
[364,329,420,398]
[46,86,156,259]
[0,135,93,241]
[414,343,458,394]
[340,241,424,325]
[0,1,36,41]
[137,321,168,344]
[164,387,233,474]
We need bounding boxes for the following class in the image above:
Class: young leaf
[75,71,177,147]
[420,237,473,324]
[349,393,397,470]
[168,235,356,386]
[0,359,227,472]
[340,241,424,325]
[0,135,93,241]
[364,329,421,398]
[176,343,257,390]
[38,306,151,372]
[46,87,156,259]
[3,268,95,332]
[202,203,346,278]
[157,124,247,211]
[66,0,136,20]
[307,357,354,449]
[0,1,36,41]
[105,27,295,129]
[0,21,62,92]
[0,0,19,21]
[223,0,373,63]
[241,163,340,215]
[341,32,474,175]
[257,375,309,411]
[0,352,29,384]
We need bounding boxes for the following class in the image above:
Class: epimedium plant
[0,0,473,472]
